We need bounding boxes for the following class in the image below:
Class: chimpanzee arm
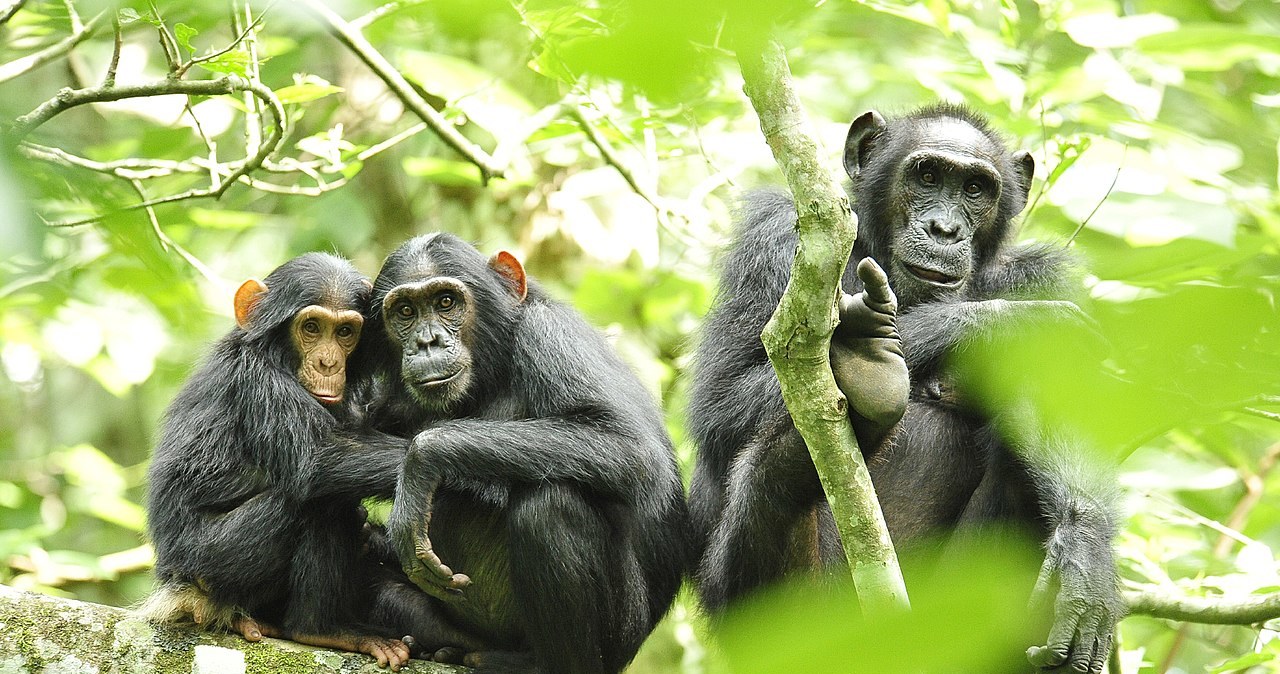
[304,429,410,502]
[402,416,649,499]
[1005,417,1124,673]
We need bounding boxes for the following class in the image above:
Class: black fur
[370,234,690,674]
[145,252,474,654]
[688,106,1121,670]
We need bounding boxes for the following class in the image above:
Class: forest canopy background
[1,0,1278,671]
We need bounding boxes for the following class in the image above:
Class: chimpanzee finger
[855,257,896,312]
[1088,632,1112,674]
[1026,601,1082,668]
[1066,611,1102,673]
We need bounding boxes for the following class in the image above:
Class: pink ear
[233,278,268,328]
[488,251,527,302]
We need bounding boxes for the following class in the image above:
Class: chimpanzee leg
[699,418,826,612]
[366,572,489,655]
[505,482,614,674]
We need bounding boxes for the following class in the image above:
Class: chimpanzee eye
[919,168,937,185]
[396,303,415,319]
[336,324,354,338]
[303,319,321,334]
[435,293,457,311]
[964,180,984,196]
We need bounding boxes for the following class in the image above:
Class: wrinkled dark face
[845,109,1034,308]
[383,277,475,410]
[888,118,1003,300]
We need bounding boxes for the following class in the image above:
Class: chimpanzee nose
[928,219,961,244]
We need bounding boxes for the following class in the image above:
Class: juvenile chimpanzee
[143,252,480,670]
[364,233,689,674]
[688,104,1122,672]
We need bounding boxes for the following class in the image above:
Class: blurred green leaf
[1138,26,1280,70]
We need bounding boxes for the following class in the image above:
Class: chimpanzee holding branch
[688,104,1122,672]
[365,233,689,674]
[144,253,480,670]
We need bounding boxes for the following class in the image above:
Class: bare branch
[297,0,504,182]
[104,14,122,87]
[571,106,664,214]
[1126,587,1280,625]
[0,0,27,25]
[0,11,105,85]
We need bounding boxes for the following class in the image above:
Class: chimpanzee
[688,104,1123,673]
[363,233,689,674]
[143,252,481,670]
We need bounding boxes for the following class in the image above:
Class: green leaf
[402,156,483,186]
[1209,652,1274,673]
[187,208,260,231]
[174,23,198,52]
[275,76,344,105]
[1137,25,1280,70]
[196,50,250,77]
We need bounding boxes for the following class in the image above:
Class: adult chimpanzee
[364,233,689,674]
[688,104,1122,672]
[144,252,480,670]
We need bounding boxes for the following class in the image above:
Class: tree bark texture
[735,38,909,614]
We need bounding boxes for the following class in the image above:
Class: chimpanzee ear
[844,110,887,181]
[234,278,268,329]
[488,251,527,303]
[1011,150,1036,206]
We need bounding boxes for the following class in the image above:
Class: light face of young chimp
[382,276,475,410]
[290,305,363,404]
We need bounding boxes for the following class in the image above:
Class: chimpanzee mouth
[416,371,462,389]
[311,392,343,405]
[904,263,963,287]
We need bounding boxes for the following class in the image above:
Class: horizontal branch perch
[1125,588,1280,625]
[0,585,467,673]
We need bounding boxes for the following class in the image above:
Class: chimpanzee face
[381,277,476,411]
[844,108,1034,308]
[289,306,363,404]
[887,118,1004,298]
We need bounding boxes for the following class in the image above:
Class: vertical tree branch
[735,37,909,614]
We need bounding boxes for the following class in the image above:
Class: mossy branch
[735,38,909,614]
[0,585,466,674]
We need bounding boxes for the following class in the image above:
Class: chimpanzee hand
[394,433,472,603]
[831,257,910,429]
[1026,533,1124,674]
[400,505,471,603]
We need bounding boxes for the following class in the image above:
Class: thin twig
[1067,144,1127,246]
[0,0,28,26]
[173,4,268,78]
[0,11,105,84]
[128,179,222,284]
[351,0,407,30]
[297,0,504,182]
[148,1,181,72]
[104,14,122,87]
